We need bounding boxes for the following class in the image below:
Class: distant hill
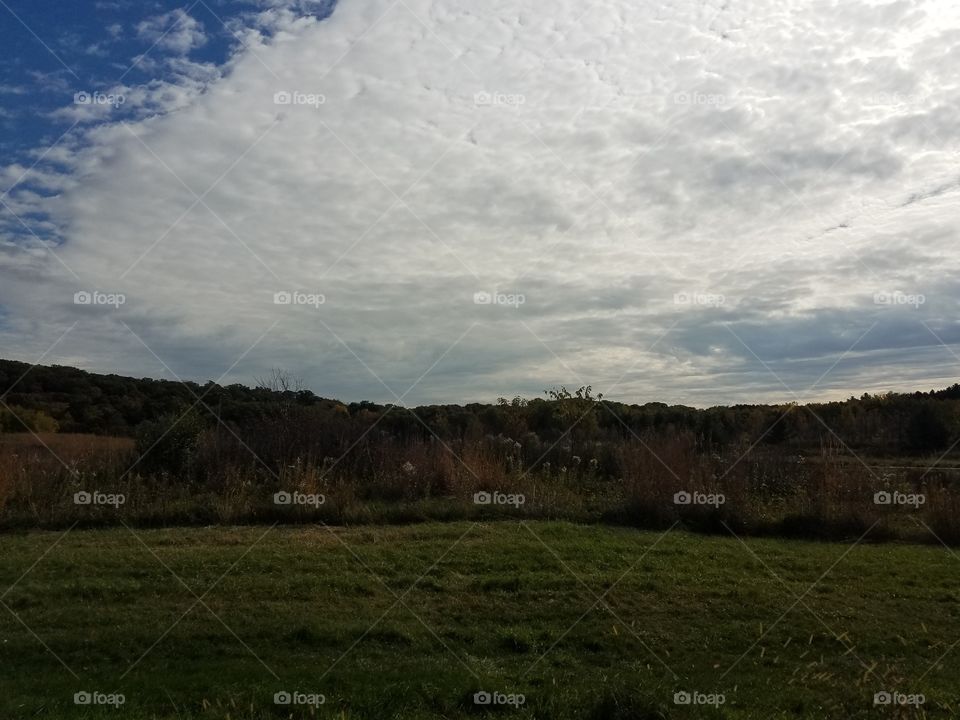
[0,358,957,454]
[0,359,340,435]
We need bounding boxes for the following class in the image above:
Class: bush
[134,411,207,479]
[0,406,58,433]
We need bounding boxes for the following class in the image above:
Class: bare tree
[255,368,305,394]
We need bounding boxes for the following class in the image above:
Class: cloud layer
[2,0,960,406]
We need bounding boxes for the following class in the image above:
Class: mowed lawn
[1,522,958,719]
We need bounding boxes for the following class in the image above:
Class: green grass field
[1,521,957,719]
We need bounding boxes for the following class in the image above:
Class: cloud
[2,0,960,406]
[135,9,207,55]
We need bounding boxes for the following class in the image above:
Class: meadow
[2,521,957,719]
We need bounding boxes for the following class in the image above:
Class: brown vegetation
[0,416,956,544]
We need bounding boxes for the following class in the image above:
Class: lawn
[0,521,957,719]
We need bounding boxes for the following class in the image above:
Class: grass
[1,521,958,718]
[4,431,960,548]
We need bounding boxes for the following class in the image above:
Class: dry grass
[0,429,957,543]
[0,433,134,518]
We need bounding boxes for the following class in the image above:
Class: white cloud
[3,0,960,405]
[136,9,207,55]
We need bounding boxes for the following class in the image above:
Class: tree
[255,369,305,394]
[135,411,207,478]
[0,406,59,433]
[905,405,951,454]
[544,385,604,443]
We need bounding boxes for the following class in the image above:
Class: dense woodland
[1,358,957,456]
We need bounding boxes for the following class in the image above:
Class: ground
[0,521,957,718]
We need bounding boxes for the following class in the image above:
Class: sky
[1,0,959,407]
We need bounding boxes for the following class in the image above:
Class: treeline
[0,359,343,435]
[0,358,957,457]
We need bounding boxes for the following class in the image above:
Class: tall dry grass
[0,426,958,543]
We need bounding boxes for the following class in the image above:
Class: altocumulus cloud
[2,0,960,405]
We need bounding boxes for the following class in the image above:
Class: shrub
[134,411,207,479]
[0,406,59,433]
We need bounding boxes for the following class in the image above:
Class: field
[1,521,958,719]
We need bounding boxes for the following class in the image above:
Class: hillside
[1,358,958,456]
